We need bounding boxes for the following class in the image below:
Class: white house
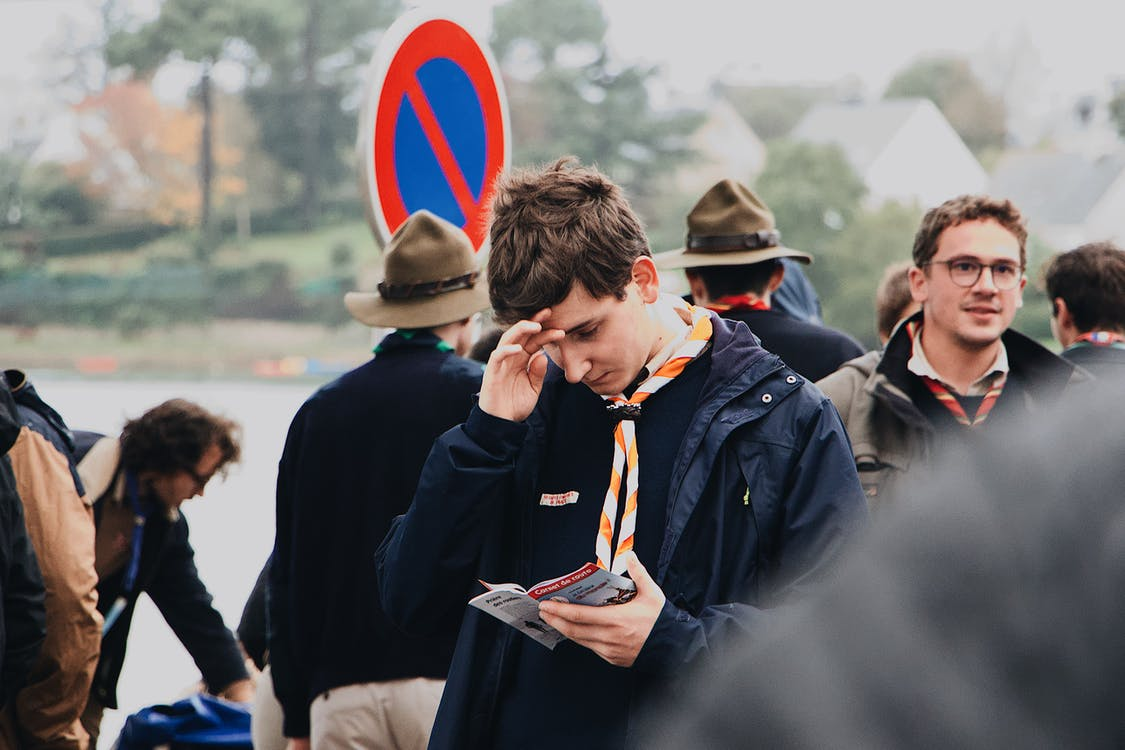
[989,150,1125,252]
[673,96,768,198]
[790,98,988,210]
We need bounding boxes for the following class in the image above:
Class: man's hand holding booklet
[469,562,638,649]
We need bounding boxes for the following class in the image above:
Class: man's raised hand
[477,310,565,422]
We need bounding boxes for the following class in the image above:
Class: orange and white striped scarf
[596,304,713,574]
[906,320,1006,427]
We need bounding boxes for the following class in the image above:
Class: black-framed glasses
[923,259,1024,290]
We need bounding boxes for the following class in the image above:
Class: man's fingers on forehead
[498,320,543,344]
[527,328,565,350]
[489,343,531,363]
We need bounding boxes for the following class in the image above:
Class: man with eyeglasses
[817,195,1086,512]
[73,398,254,745]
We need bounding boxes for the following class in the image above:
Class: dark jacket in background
[772,258,823,324]
[268,332,484,737]
[1061,342,1125,381]
[376,314,868,749]
[0,376,46,708]
[719,307,865,383]
[237,555,270,672]
[74,432,249,710]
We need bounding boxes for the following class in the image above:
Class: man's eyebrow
[561,317,598,336]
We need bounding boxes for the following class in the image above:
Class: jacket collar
[877,310,1081,406]
[659,313,797,581]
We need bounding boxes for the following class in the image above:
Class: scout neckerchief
[596,304,713,574]
[905,320,1006,427]
[705,294,770,313]
[102,471,148,635]
[1068,330,1125,351]
[373,329,454,355]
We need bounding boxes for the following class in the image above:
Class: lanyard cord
[102,471,148,635]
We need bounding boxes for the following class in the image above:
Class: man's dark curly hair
[120,399,241,477]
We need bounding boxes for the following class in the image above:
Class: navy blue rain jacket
[376,314,868,748]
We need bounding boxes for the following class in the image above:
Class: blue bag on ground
[115,693,252,750]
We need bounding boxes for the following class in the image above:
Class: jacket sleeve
[376,405,528,634]
[633,396,868,676]
[0,455,46,706]
[815,367,859,421]
[146,517,249,695]
[267,409,312,738]
[8,426,101,750]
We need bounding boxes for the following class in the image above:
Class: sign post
[357,11,510,253]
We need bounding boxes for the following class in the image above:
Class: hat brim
[652,245,813,270]
[344,283,490,329]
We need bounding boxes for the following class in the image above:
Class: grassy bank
[4,319,376,378]
[7,219,393,378]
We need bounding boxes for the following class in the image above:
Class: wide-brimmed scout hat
[653,179,813,269]
[344,210,490,328]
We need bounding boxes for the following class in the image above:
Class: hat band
[685,230,781,252]
[378,271,479,300]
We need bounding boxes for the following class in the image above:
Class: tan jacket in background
[0,425,101,750]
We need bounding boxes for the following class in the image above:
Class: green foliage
[814,202,924,347]
[883,56,1006,156]
[1109,89,1125,141]
[490,0,703,261]
[12,164,103,229]
[243,82,353,187]
[754,139,867,253]
[242,0,401,220]
[106,0,282,72]
[719,83,835,141]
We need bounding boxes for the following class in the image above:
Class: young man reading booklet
[376,158,868,749]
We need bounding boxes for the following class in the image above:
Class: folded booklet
[468,562,638,649]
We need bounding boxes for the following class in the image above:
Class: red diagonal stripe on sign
[405,74,478,224]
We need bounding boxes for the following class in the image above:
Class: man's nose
[555,344,591,384]
[974,265,1000,292]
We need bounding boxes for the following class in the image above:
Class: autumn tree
[489,0,703,245]
[106,0,282,235]
[243,0,400,229]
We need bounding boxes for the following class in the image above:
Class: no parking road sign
[359,12,510,252]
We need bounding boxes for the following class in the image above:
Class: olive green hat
[345,210,490,328]
[653,179,813,269]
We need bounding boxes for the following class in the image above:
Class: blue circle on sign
[394,58,487,228]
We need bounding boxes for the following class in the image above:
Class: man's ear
[1054,297,1073,328]
[908,265,928,304]
[766,263,786,293]
[632,256,661,303]
[684,270,708,305]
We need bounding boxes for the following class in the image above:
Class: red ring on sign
[372,19,506,251]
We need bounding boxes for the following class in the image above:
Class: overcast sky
[2,0,1123,125]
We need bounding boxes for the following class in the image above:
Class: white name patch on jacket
[539,490,579,507]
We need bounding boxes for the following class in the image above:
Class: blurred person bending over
[0,373,47,744]
[656,180,864,383]
[376,158,868,749]
[817,195,1085,512]
[1044,241,1125,379]
[269,210,488,750]
[74,399,252,745]
[875,260,921,346]
[0,369,101,750]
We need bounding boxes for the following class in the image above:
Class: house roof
[790,98,937,173]
[988,151,1125,225]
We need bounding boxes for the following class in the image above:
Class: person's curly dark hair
[119,398,241,478]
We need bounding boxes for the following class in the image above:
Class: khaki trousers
[309,678,444,750]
